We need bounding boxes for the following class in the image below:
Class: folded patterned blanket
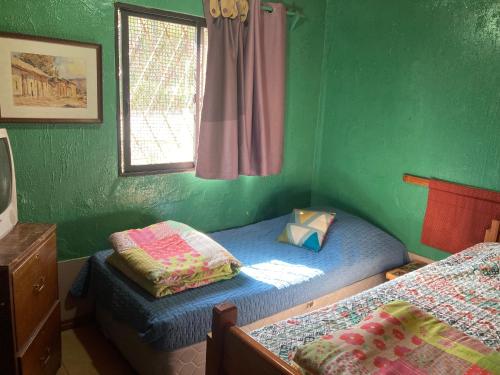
[107,221,241,298]
[293,300,500,375]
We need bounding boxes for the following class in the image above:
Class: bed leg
[206,303,238,375]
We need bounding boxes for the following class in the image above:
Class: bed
[207,241,500,375]
[71,209,408,374]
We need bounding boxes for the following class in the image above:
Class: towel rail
[403,174,430,187]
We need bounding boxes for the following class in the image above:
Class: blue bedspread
[71,210,408,351]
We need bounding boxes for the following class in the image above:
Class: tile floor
[58,325,134,374]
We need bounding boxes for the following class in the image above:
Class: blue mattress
[72,209,408,351]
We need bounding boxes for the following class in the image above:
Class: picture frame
[0,32,102,123]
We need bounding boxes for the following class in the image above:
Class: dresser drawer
[12,233,58,349]
[19,302,61,375]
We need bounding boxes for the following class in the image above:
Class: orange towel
[421,179,500,253]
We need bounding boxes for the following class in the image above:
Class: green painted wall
[3,0,497,262]
[312,0,500,260]
[0,0,327,260]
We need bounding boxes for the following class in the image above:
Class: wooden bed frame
[484,219,500,242]
[206,303,299,375]
[206,222,499,375]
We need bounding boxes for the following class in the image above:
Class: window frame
[115,2,207,176]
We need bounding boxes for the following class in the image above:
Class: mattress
[72,209,408,351]
[96,272,387,375]
[250,242,500,363]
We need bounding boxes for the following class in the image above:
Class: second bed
[72,209,408,374]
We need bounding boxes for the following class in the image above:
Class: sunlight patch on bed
[241,260,324,288]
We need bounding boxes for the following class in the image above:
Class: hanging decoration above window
[209,0,250,21]
[209,1,304,30]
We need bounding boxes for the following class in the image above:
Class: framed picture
[0,32,102,123]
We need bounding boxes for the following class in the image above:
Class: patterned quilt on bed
[293,301,499,374]
[250,243,500,366]
[108,220,241,297]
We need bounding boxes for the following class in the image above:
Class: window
[116,3,207,175]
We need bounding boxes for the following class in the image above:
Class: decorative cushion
[294,209,335,233]
[278,209,335,252]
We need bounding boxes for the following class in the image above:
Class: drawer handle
[40,347,51,368]
[33,276,46,294]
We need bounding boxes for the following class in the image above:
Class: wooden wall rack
[402,174,430,187]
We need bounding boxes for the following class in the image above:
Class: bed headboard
[484,220,500,242]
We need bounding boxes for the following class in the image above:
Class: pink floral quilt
[250,243,500,373]
[293,301,499,374]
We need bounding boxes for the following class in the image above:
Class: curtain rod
[261,4,301,17]
[261,4,304,29]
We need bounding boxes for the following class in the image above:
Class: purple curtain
[195,0,286,180]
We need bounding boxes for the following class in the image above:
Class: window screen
[116,4,207,175]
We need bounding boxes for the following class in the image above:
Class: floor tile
[61,325,135,375]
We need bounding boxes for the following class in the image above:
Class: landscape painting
[0,32,102,123]
[11,52,87,108]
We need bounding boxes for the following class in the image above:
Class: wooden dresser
[0,224,61,375]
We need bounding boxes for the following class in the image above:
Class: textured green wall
[313,0,500,260]
[0,0,327,260]
[3,0,497,262]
